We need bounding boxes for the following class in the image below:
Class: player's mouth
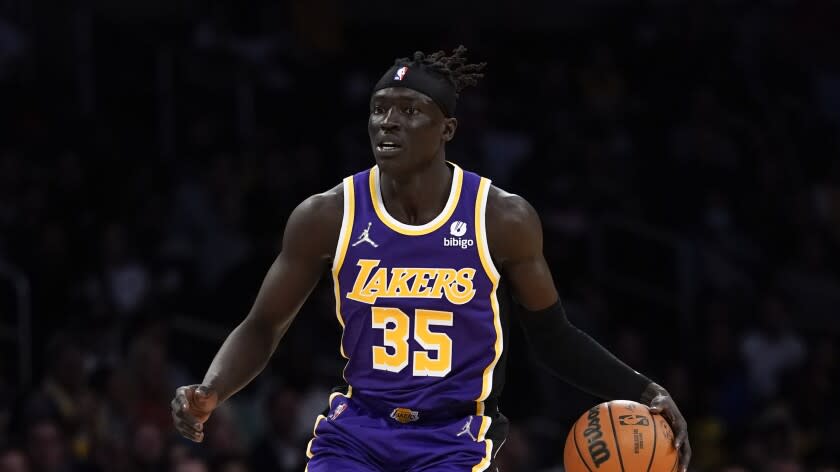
[376,139,404,156]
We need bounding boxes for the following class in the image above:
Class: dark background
[1,1,839,471]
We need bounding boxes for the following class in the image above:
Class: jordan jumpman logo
[352,222,379,248]
[456,416,477,441]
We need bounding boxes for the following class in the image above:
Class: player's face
[368,87,457,173]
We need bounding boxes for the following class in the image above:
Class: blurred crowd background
[1,0,839,471]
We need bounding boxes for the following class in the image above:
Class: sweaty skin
[171,87,691,472]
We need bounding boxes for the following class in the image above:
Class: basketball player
[171,46,691,471]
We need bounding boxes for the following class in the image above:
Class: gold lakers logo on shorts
[390,407,419,424]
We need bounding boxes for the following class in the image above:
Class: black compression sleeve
[519,300,652,401]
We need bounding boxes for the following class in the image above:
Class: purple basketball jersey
[331,162,503,420]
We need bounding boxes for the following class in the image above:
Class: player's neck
[379,159,452,226]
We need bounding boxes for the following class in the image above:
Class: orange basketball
[564,400,678,472]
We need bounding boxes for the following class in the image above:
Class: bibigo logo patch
[450,220,467,237]
[444,220,473,249]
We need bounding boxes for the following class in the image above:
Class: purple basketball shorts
[305,393,507,472]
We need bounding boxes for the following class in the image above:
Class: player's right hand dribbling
[171,384,219,442]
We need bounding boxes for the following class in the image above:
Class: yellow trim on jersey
[306,414,327,459]
[331,176,355,359]
[472,440,494,472]
[328,385,352,405]
[474,177,503,413]
[368,163,464,236]
[305,439,314,459]
[312,414,326,437]
[307,387,352,461]
[477,415,492,441]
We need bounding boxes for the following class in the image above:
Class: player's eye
[404,106,418,115]
[372,105,385,114]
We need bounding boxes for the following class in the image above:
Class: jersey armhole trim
[475,177,503,408]
[475,178,501,280]
[331,176,355,340]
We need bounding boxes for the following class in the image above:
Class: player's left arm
[486,186,691,472]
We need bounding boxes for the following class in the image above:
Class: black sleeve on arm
[519,300,652,402]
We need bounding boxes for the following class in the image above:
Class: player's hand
[171,384,219,442]
[644,383,691,472]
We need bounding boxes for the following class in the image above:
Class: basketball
[564,400,678,472]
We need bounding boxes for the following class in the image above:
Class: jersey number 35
[371,307,453,377]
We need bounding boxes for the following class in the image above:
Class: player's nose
[380,109,401,131]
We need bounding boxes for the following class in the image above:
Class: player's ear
[442,117,458,142]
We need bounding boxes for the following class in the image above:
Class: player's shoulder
[297,181,344,216]
[284,182,344,256]
[485,184,540,229]
[484,184,543,264]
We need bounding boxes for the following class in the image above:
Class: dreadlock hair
[394,45,486,96]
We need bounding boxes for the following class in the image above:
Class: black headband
[373,63,457,117]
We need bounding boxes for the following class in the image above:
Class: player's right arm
[171,184,343,442]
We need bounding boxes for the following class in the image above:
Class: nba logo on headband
[393,66,408,81]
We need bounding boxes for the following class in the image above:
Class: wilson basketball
[564,400,678,472]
